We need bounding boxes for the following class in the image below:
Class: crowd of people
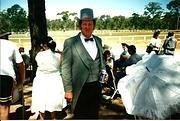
[0,7,179,120]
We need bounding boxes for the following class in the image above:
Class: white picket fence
[9,34,167,48]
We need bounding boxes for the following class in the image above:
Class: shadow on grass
[99,97,135,120]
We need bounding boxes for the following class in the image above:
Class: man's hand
[65,91,73,103]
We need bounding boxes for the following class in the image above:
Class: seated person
[103,50,114,89]
[162,31,177,55]
[122,45,142,67]
[113,53,128,85]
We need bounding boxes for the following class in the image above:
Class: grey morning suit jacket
[61,32,105,112]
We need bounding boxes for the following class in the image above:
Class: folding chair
[101,69,120,100]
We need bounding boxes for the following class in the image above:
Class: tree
[70,13,78,30]
[130,13,141,29]
[144,2,163,18]
[162,12,174,29]
[167,0,180,29]
[144,2,163,29]
[0,10,11,32]
[112,15,126,30]
[28,0,47,81]
[57,11,77,31]
[96,15,107,29]
[7,4,28,32]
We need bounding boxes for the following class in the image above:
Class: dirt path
[9,79,180,120]
[9,82,134,120]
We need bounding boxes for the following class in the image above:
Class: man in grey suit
[61,8,105,119]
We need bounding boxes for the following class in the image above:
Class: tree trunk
[177,15,179,30]
[27,0,47,81]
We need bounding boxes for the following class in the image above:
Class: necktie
[84,38,94,42]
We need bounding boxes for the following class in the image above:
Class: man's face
[80,20,94,38]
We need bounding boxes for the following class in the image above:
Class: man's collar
[80,33,94,42]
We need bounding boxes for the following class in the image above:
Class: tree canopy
[1,1,180,32]
[0,4,28,32]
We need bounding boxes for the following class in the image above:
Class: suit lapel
[74,33,105,70]
[74,34,91,69]
[93,35,105,70]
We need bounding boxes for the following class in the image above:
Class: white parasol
[118,53,180,119]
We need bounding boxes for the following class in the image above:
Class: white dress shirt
[80,33,98,60]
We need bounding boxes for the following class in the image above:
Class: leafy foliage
[1,1,180,32]
[0,10,11,33]
[7,4,28,32]
[167,0,180,29]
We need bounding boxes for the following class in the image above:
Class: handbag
[146,43,154,53]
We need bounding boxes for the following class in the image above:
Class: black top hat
[79,8,96,20]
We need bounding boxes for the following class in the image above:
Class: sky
[1,0,171,20]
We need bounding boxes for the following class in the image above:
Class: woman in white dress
[31,37,66,120]
[118,52,180,119]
